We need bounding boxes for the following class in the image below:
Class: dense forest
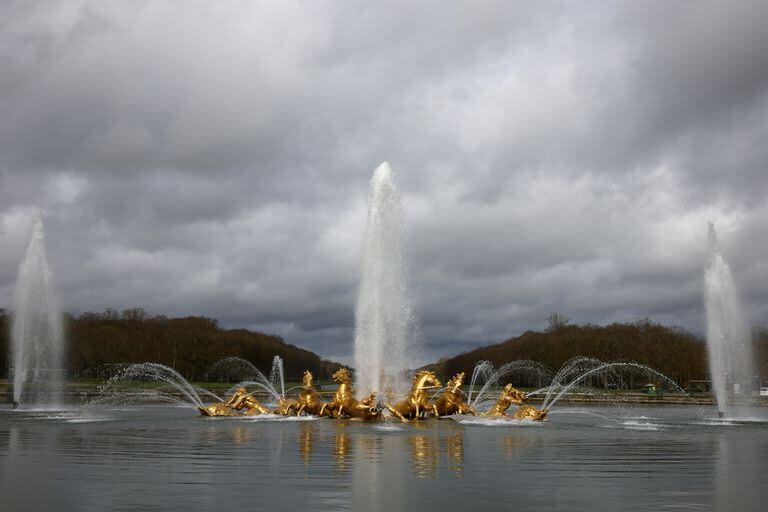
[425,318,768,389]
[0,308,341,382]
[2,308,767,388]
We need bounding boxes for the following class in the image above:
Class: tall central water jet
[10,215,65,407]
[704,222,754,417]
[353,162,415,398]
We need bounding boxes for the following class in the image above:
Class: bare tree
[546,312,571,332]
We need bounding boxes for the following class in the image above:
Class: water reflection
[410,433,439,478]
[445,432,464,478]
[4,407,765,511]
[499,434,537,462]
[299,422,313,467]
[409,424,465,479]
[714,431,767,511]
[232,425,252,445]
[296,420,465,479]
[332,422,352,472]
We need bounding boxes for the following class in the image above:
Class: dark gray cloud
[1,1,767,365]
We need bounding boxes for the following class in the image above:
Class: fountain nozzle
[12,401,19,410]
[717,410,724,419]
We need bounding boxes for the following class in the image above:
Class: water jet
[704,222,755,418]
[10,215,65,408]
[353,162,415,400]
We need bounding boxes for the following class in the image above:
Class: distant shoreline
[3,380,767,407]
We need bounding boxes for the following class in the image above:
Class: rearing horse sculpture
[432,372,475,417]
[385,370,442,422]
[296,370,331,417]
[327,368,381,420]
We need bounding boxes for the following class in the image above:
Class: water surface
[1,405,766,511]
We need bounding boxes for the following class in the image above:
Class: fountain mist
[353,162,415,398]
[704,222,754,417]
[10,216,65,407]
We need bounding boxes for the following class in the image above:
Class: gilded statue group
[199,368,548,422]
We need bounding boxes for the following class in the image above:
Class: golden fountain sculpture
[198,367,547,421]
[327,368,381,420]
[385,370,442,421]
[296,370,331,417]
[273,397,300,416]
[481,383,548,421]
[198,387,270,416]
[432,372,476,417]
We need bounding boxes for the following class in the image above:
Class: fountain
[95,362,222,409]
[704,222,755,418]
[467,360,551,408]
[538,358,686,411]
[203,356,262,382]
[270,355,286,400]
[10,215,65,408]
[353,162,415,400]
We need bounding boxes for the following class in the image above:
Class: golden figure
[228,387,271,415]
[432,372,475,417]
[482,383,528,418]
[198,387,270,416]
[198,402,237,416]
[296,370,331,417]
[385,370,442,422]
[327,368,381,420]
[482,383,548,420]
[512,404,549,421]
[273,397,299,415]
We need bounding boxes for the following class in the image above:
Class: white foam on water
[241,414,318,422]
[65,417,111,423]
[372,423,404,432]
[619,420,662,431]
[451,416,544,427]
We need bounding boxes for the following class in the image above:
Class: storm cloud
[2,1,768,364]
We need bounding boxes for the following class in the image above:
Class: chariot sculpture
[198,367,547,421]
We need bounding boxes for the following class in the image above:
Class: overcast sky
[1,1,768,365]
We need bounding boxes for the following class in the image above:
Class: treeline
[427,319,768,389]
[0,308,341,382]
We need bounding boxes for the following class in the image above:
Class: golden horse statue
[273,397,300,415]
[198,387,270,416]
[482,383,548,421]
[432,372,475,417]
[296,370,331,417]
[385,370,442,422]
[327,368,381,420]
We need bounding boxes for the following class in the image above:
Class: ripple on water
[692,416,768,427]
[7,410,113,423]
